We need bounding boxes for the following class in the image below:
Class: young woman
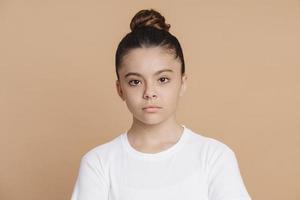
[71,9,251,200]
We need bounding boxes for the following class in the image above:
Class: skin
[116,46,188,153]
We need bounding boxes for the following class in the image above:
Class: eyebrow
[124,69,174,78]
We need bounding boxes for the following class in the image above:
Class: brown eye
[128,80,141,86]
[159,77,170,84]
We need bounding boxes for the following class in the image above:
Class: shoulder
[80,133,124,166]
[185,127,236,160]
[185,127,239,176]
[186,127,234,151]
[185,129,252,199]
[73,134,124,190]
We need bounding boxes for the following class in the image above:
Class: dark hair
[115,9,185,80]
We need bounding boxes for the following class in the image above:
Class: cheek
[164,82,181,96]
[124,91,141,107]
[159,87,180,104]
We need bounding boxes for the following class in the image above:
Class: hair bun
[130,9,171,32]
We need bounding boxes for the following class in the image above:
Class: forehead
[120,47,181,76]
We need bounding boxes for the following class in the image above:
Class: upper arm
[207,145,251,200]
[71,154,109,200]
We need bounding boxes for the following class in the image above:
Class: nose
[143,82,157,100]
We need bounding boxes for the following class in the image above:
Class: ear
[116,79,125,101]
[179,74,187,97]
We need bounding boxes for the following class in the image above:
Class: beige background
[1,0,300,200]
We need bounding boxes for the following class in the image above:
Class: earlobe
[116,80,125,101]
[180,84,186,97]
[180,75,187,97]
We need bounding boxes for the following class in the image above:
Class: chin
[134,115,166,126]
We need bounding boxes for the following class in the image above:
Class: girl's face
[116,46,187,125]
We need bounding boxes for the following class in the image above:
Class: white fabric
[71,125,251,200]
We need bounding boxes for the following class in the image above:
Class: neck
[127,116,184,145]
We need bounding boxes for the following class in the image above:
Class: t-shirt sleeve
[207,144,251,200]
[70,154,109,200]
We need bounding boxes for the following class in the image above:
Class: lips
[142,105,162,112]
[142,105,161,109]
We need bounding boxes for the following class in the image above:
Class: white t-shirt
[71,125,251,200]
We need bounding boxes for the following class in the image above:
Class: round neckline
[121,124,188,161]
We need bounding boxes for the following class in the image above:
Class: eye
[128,80,141,87]
[158,77,170,84]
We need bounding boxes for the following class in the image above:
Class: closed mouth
[142,106,161,109]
